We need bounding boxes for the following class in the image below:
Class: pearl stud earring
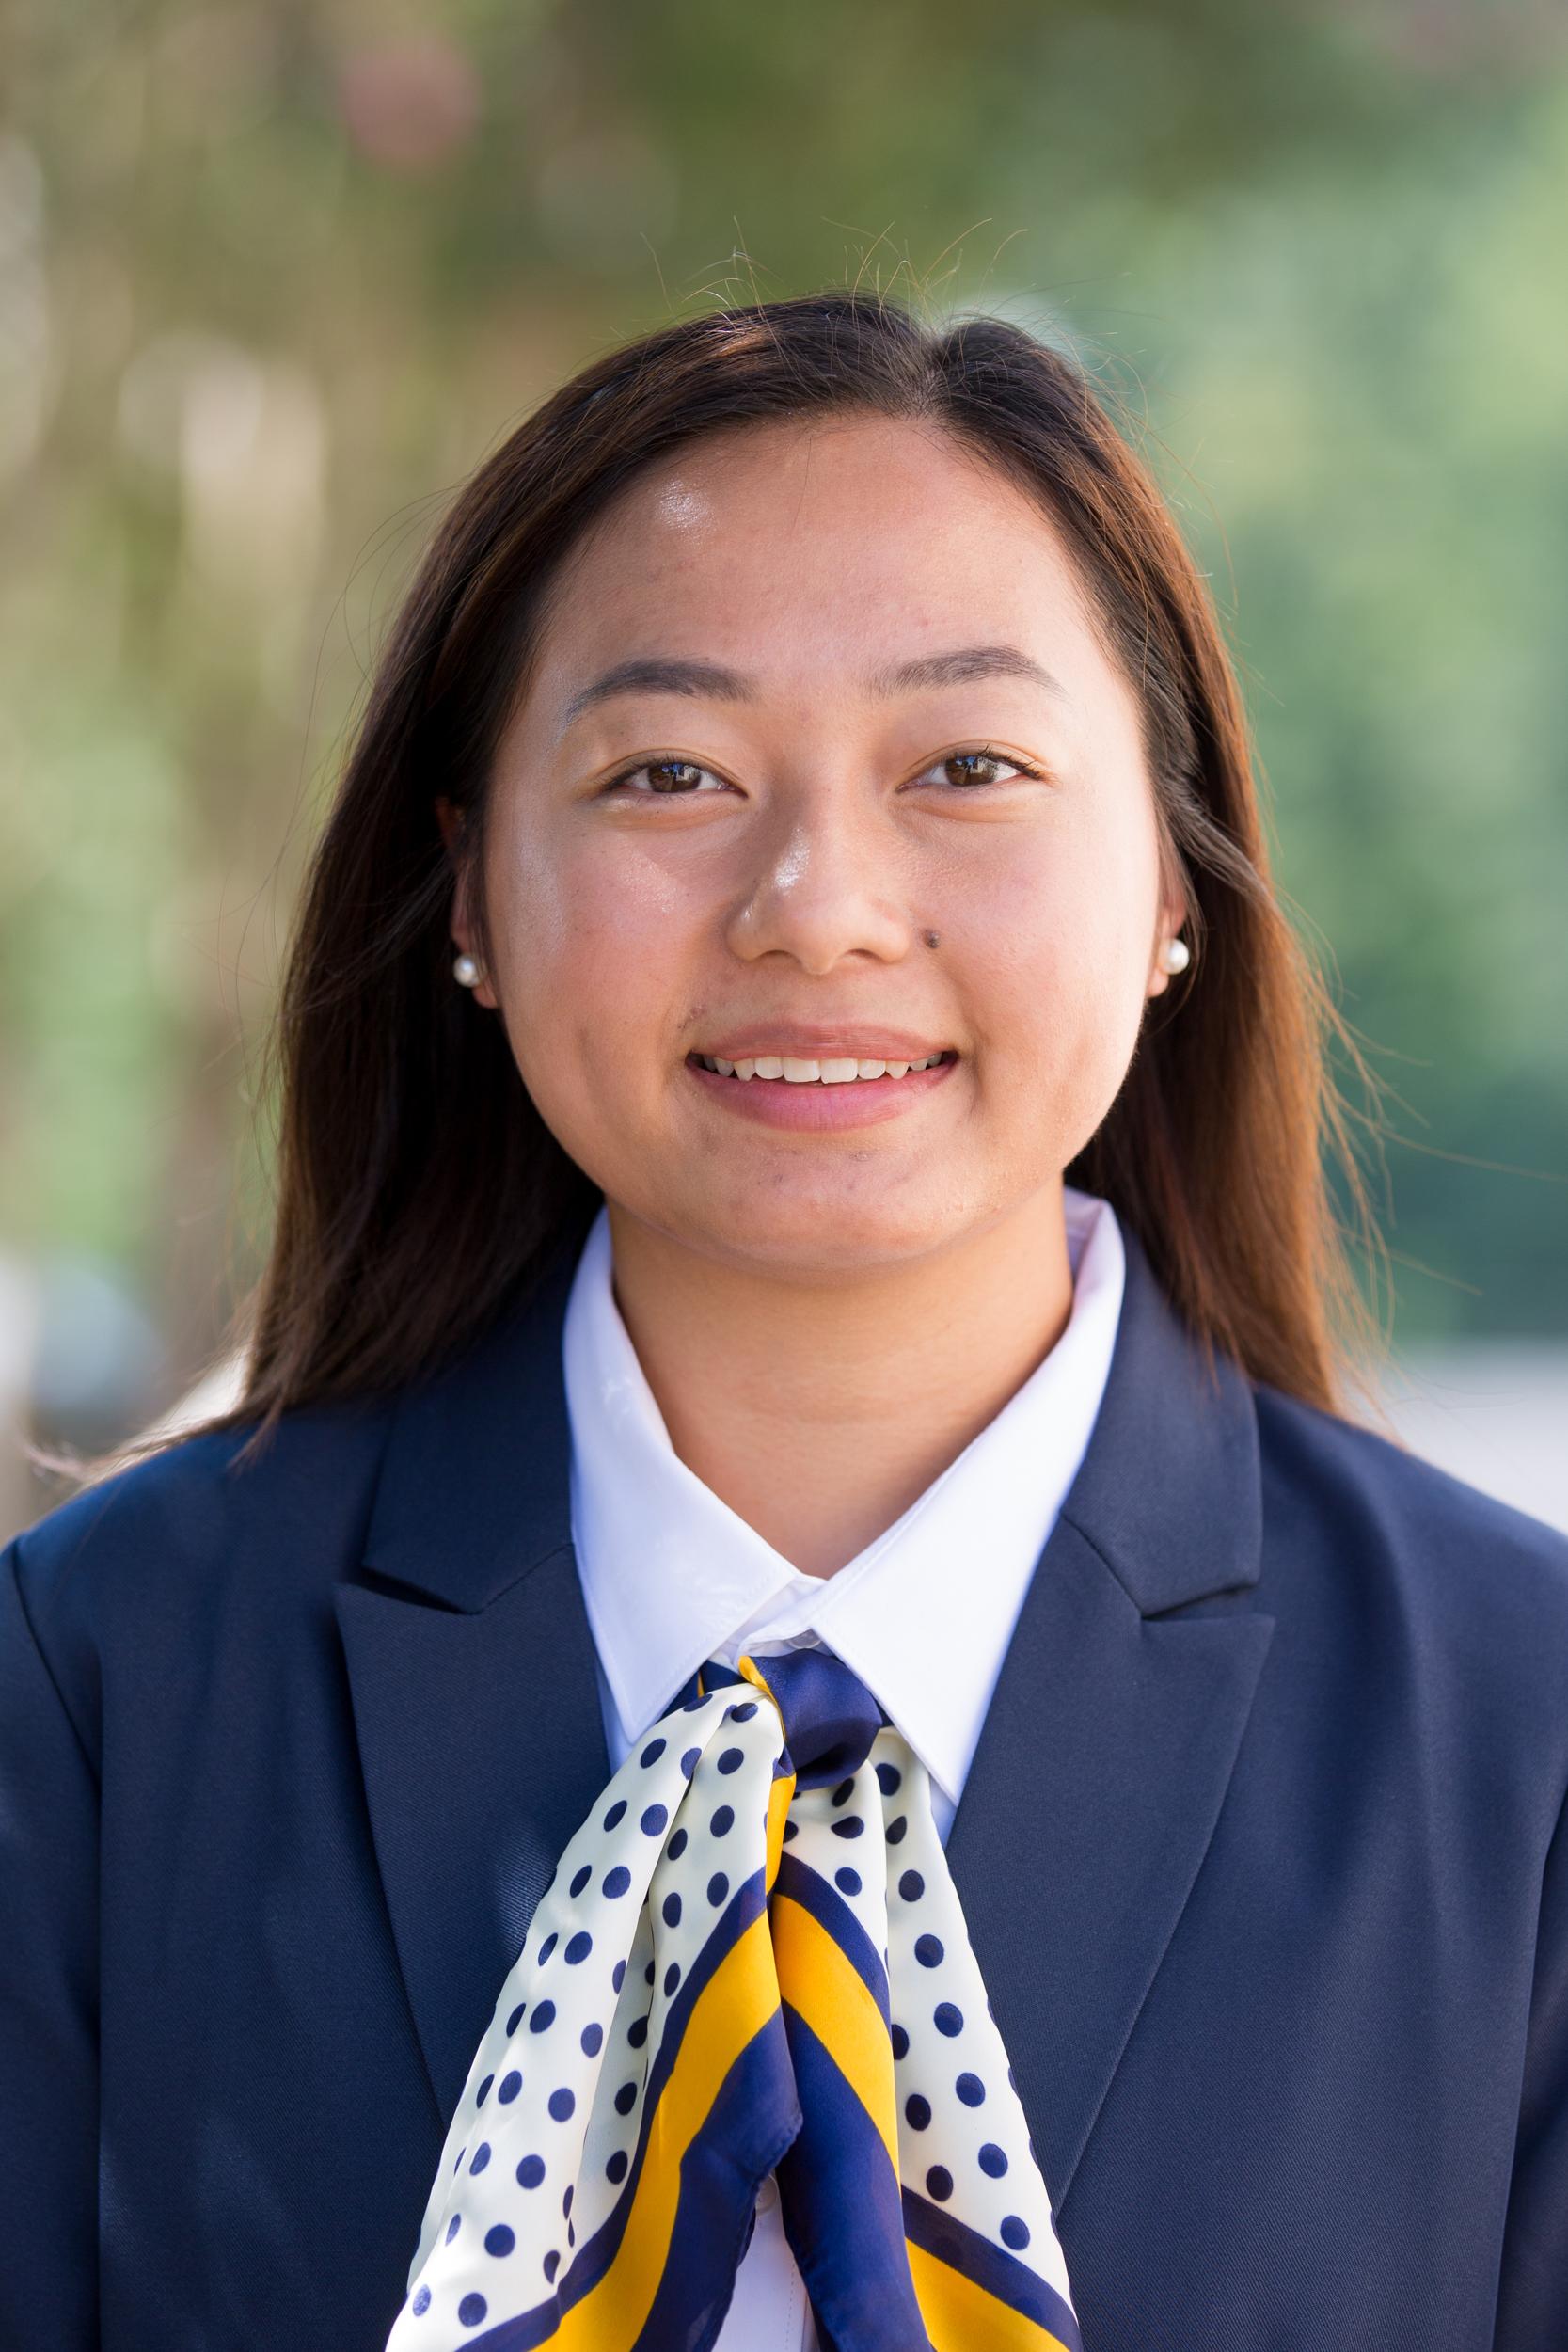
[452,952,484,988]
[1160,935,1191,976]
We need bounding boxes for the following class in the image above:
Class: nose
[723,790,912,974]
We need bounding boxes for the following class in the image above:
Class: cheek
[497,820,671,977]
[486,826,697,1134]
[962,837,1156,1132]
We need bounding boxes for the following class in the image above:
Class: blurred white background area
[1375,1344,1567,1535]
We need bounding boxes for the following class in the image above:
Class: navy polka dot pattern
[386,1666,1078,2348]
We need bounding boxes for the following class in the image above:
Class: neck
[604,1190,1075,1578]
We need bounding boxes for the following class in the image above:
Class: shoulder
[1250,1378,1568,1790]
[6,1393,394,1677]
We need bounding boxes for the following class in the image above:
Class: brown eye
[605,756,725,796]
[914,745,1039,790]
[943,752,1010,787]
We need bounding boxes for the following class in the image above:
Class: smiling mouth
[687,1051,958,1084]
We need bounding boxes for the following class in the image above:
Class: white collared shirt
[562,1185,1125,2351]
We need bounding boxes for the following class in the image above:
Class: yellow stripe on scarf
[769,1890,899,2171]
[908,2241,1078,2352]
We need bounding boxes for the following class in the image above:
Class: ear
[434,795,499,1011]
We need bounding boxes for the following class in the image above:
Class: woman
[2,293,1564,2351]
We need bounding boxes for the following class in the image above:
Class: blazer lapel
[946,1232,1275,2212]
[335,1244,610,2126]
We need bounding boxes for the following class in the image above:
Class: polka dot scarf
[386,1647,1082,2351]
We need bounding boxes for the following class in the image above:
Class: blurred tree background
[1,0,1565,1483]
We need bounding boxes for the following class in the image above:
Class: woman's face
[445,413,1184,1277]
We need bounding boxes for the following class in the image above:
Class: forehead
[528,414,1112,700]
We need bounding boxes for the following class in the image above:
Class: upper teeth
[696,1054,947,1083]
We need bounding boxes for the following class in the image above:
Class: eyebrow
[556,644,1069,733]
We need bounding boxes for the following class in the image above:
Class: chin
[653,1175,991,1279]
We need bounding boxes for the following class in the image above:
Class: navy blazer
[4,1229,1567,2350]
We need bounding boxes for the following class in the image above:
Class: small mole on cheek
[923,929,941,950]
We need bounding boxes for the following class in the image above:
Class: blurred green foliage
[2,0,1564,1412]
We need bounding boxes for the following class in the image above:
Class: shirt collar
[562,1189,1125,1809]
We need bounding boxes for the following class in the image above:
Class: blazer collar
[359,1223,1261,1625]
[358,1241,580,1612]
[1058,1216,1262,1613]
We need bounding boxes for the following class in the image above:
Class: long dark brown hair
[82,290,1389,1478]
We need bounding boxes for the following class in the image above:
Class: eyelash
[600,743,1046,797]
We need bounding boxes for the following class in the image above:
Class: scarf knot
[687,1647,885,1789]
